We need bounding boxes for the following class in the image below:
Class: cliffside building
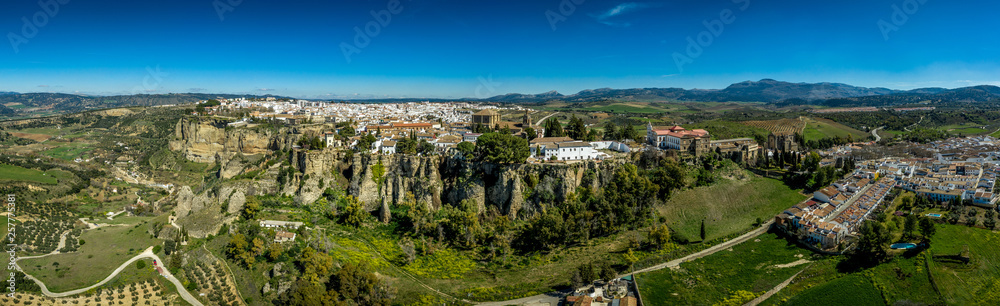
[768,132,800,152]
[710,138,760,161]
[646,124,711,156]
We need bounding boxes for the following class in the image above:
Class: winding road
[15,247,204,306]
[872,127,884,142]
[535,112,560,126]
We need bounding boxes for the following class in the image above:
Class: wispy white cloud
[257,88,275,92]
[592,2,658,27]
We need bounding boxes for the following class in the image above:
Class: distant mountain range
[477,79,1000,104]
[3,79,1000,119]
[0,93,292,120]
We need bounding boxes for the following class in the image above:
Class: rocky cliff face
[169,117,299,163]
[339,153,622,219]
[174,183,257,238]
[169,119,625,227]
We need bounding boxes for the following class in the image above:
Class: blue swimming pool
[926,213,942,218]
[891,243,917,249]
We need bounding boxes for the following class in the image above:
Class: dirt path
[773,259,810,269]
[15,247,204,306]
[56,230,69,251]
[16,230,72,261]
[631,221,774,275]
[743,266,809,306]
[478,221,776,306]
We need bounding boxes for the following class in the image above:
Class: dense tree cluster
[543,117,565,138]
[603,121,642,142]
[455,141,475,159]
[395,135,436,155]
[899,128,949,144]
[802,134,857,150]
[296,135,326,150]
[276,263,392,306]
[355,134,378,152]
[475,132,530,164]
[565,115,596,141]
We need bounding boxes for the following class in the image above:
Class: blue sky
[2,0,999,99]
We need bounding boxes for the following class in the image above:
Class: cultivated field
[741,118,805,135]
[184,248,245,306]
[801,117,869,142]
[0,280,175,306]
[20,218,164,292]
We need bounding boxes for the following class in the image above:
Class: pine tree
[700,220,706,241]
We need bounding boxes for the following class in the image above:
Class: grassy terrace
[802,117,869,142]
[41,142,94,161]
[929,224,1000,305]
[0,164,59,184]
[783,274,883,306]
[936,123,991,135]
[659,176,807,242]
[763,223,1000,305]
[637,232,812,305]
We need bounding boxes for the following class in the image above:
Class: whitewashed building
[259,220,304,230]
[543,141,605,161]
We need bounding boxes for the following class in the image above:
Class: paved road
[477,221,776,306]
[872,126,884,142]
[744,267,809,306]
[535,112,559,126]
[15,247,204,306]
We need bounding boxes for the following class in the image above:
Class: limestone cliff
[169,118,625,229]
[169,117,300,163]
[339,153,622,219]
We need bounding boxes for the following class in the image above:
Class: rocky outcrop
[340,153,622,219]
[169,117,300,163]
[174,181,265,238]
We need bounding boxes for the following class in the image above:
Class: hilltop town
[4,99,1000,306]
